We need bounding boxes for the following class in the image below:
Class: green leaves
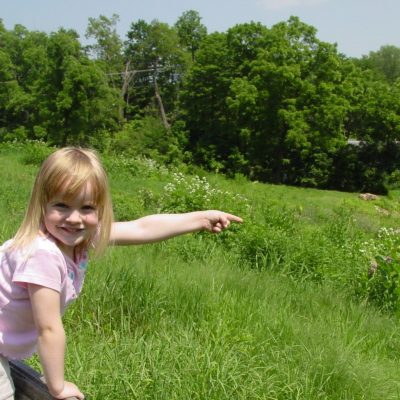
[0,26,120,146]
[175,10,207,62]
[1,13,400,193]
[182,18,353,186]
[361,228,400,312]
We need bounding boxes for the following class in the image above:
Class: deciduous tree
[175,10,207,62]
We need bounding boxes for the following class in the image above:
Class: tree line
[1,11,400,193]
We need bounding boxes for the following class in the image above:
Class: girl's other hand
[51,380,84,400]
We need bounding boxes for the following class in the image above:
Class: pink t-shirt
[0,235,88,360]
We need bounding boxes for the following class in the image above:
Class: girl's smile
[43,184,99,258]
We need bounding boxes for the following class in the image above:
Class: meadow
[1,142,400,399]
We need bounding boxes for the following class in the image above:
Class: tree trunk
[120,60,134,120]
[153,63,170,131]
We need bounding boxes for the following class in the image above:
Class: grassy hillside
[1,142,400,399]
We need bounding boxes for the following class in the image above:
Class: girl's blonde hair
[13,147,114,256]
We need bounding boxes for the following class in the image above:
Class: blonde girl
[0,147,242,399]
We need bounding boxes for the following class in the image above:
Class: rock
[359,193,379,201]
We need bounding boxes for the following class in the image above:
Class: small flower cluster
[360,227,400,312]
[360,227,400,259]
[162,172,249,213]
[139,157,169,176]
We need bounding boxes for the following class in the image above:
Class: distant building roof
[347,139,361,146]
[347,138,400,146]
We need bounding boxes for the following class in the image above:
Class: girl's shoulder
[0,239,13,252]
[27,234,61,255]
[3,234,62,261]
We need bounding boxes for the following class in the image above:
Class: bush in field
[103,154,169,179]
[110,117,190,166]
[112,187,161,221]
[232,223,290,270]
[0,140,54,167]
[20,141,55,166]
[112,192,144,222]
[360,227,400,312]
[160,172,249,215]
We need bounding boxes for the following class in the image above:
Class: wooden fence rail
[10,360,80,400]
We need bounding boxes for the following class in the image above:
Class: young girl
[0,147,242,399]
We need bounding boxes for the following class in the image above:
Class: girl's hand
[202,211,243,233]
[51,381,84,400]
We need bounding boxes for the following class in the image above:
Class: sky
[2,0,399,58]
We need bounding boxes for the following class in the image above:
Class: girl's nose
[66,209,82,223]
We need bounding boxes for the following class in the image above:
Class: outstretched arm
[28,285,84,400]
[110,210,243,245]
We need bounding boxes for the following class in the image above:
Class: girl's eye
[54,203,68,209]
[82,205,96,211]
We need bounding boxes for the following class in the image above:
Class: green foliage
[358,45,400,84]
[20,140,55,166]
[159,172,249,215]
[175,10,207,62]
[182,17,356,187]
[111,191,145,221]
[1,14,400,194]
[111,118,159,156]
[385,169,400,190]
[103,152,169,182]
[124,19,189,119]
[103,152,172,218]
[42,31,121,145]
[181,17,400,192]
[85,14,123,71]
[0,24,121,146]
[360,228,400,312]
[233,222,290,270]
[110,116,184,164]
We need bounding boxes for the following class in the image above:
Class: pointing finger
[225,213,243,224]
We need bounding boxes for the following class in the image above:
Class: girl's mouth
[60,227,84,233]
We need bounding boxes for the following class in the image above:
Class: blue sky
[2,0,399,58]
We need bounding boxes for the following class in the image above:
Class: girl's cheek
[88,214,99,226]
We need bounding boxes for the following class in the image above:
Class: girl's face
[43,183,99,259]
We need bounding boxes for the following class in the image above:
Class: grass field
[1,143,400,399]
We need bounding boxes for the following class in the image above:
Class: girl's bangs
[46,168,102,206]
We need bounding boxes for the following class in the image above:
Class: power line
[105,68,155,76]
[105,64,179,76]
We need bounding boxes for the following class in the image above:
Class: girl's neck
[58,243,76,261]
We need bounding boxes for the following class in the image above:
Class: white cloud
[257,0,328,10]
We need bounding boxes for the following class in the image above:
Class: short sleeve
[12,249,65,292]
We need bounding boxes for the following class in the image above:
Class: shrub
[160,172,249,215]
[20,141,54,166]
[110,117,189,166]
[112,191,148,222]
[360,227,400,312]
[2,127,28,142]
[385,170,400,190]
[233,224,290,270]
[103,154,169,180]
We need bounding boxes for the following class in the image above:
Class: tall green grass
[63,246,400,399]
[2,143,400,399]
